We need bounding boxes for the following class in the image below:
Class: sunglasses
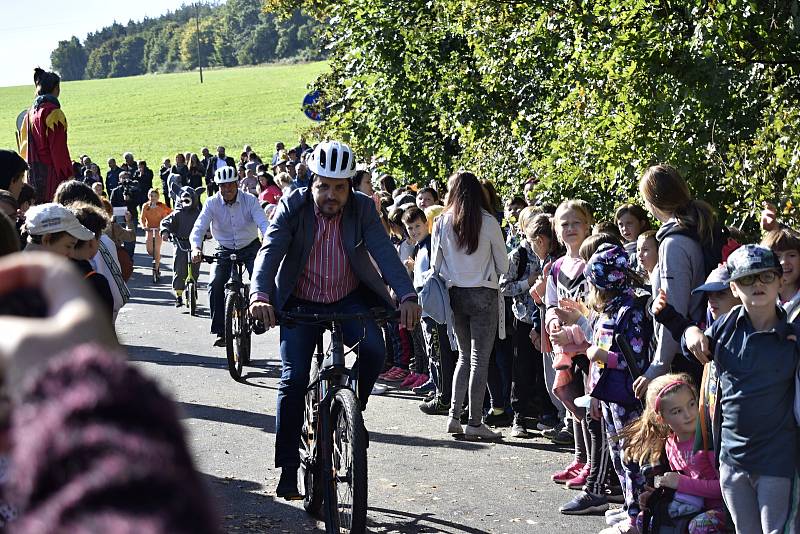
[734,270,779,286]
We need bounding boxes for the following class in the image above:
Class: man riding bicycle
[249,140,421,499]
[190,166,269,347]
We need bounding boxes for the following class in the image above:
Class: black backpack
[640,487,695,534]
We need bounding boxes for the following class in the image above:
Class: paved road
[117,237,611,533]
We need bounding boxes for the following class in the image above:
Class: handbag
[419,217,451,325]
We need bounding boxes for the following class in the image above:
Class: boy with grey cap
[681,245,798,534]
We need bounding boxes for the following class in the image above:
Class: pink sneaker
[399,372,420,389]
[551,461,585,484]
[566,463,591,489]
[384,368,409,382]
[411,373,429,389]
[378,366,403,380]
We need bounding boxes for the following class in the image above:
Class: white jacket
[431,209,510,338]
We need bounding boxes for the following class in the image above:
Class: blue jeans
[275,289,387,469]
[208,240,259,336]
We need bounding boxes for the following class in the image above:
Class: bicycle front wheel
[325,388,368,534]
[224,292,245,381]
[186,280,197,316]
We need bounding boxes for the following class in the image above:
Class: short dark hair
[351,170,370,192]
[69,201,108,241]
[417,187,439,202]
[593,220,622,239]
[401,206,427,226]
[53,180,102,208]
[17,183,35,206]
[0,150,28,191]
[380,174,396,194]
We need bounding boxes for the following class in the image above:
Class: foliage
[264,0,800,231]
[1,62,328,174]
[50,37,87,81]
[50,1,323,80]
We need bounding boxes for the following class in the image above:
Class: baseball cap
[725,244,781,282]
[26,203,95,240]
[692,265,731,294]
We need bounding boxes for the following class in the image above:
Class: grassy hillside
[0,62,328,169]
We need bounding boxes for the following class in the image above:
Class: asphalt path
[117,236,612,534]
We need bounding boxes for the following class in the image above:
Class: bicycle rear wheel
[224,292,245,381]
[299,358,323,517]
[325,388,368,534]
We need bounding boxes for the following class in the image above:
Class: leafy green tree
[179,19,217,70]
[84,40,117,79]
[109,35,146,78]
[50,36,87,81]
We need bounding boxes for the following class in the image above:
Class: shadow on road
[370,430,488,451]
[204,472,323,533]
[126,343,229,369]
[178,401,275,432]
[368,506,491,533]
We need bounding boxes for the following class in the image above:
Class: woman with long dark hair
[431,171,509,440]
[22,68,73,203]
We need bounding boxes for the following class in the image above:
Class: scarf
[32,94,60,111]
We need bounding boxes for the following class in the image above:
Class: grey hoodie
[645,219,706,380]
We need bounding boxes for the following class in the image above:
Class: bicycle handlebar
[250,307,401,335]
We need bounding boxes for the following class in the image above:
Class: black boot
[276,468,302,500]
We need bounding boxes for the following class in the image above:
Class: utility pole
[195,2,204,83]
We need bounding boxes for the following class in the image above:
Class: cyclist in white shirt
[190,166,269,346]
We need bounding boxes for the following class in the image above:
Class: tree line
[266,0,800,233]
[50,0,323,82]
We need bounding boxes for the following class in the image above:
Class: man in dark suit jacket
[250,141,420,500]
[204,146,235,195]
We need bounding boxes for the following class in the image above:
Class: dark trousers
[275,289,386,469]
[208,240,258,335]
[511,321,557,417]
[422,318,457,405]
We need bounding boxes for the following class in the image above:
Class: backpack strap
[698,363,711,452]
[83,270,97,279]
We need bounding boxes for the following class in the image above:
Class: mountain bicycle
[203,251,253,381]
[171,237,199,316]
[255,307,398,534]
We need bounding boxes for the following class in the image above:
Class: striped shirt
[294,206,359,303]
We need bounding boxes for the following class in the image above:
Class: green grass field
[0,62,328,169]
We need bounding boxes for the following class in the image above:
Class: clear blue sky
[0,0,203,88]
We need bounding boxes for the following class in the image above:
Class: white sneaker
[605,507,628,525]
[446,417,463,435]
[371,383,388,395]
[464,423,502,440]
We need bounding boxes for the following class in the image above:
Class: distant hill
[50,0,322,81]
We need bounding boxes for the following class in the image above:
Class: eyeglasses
[734,270,779,286]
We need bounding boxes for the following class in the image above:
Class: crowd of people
[0,66,797,534]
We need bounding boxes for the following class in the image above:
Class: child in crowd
[140,189,172,275]
[615,204,650,271]
[636,230,658,282]
[68,202,114,317]
[23,203,94,257]
[500,213,561,437]
[578,243,653,533]
[621,375,726,534]
[680,245,798,534]
[544,200,594,474]
[275,171,293,198]
[761,227,800,322]
[160,185,205,307]
[401,207,433,391]
[416,186,439,210]
[240,165,258,196]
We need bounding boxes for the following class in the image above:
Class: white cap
[25,203,95,240]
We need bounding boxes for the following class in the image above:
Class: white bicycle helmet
[214,166,238,184]
[307,140,357,179]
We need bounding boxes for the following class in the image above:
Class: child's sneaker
[566,463,591,488]
[399,372,420,389]
[378,366,406,381]
[419,398,449,415]
[559,491,608,515]
[605,507,628,525]
[412,378,435,396]
[410,373,429,389]
[599,517,638,534]
[551,461,585,484]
